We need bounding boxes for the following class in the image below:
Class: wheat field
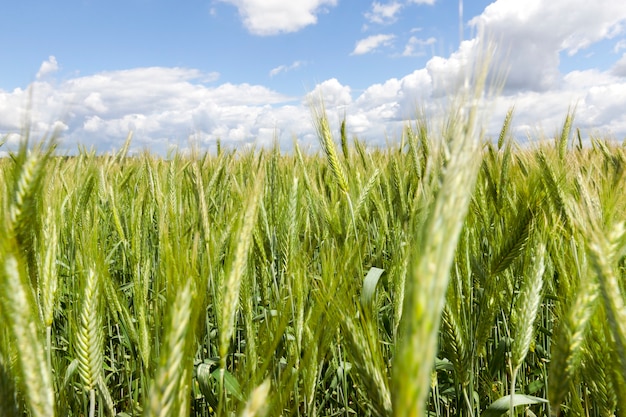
[0,103,625,417]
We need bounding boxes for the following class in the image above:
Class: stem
[510,365,517,417]
[46,325,52,378]
[462,387,474,417]
[89,388,96,417]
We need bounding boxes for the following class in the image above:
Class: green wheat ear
[392,43,491,416]
[0,254,55,417]
[75,267,115,416]
[313,110,349,194]
[75,269,103,392]
[240,379,271,417]
[497,106,514,150]
[145,280,194,417]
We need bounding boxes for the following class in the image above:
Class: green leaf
[212,368,245,402]
[481,394,547,417]
[196,363,218,409]
[361,267,384,309]
[434,357,454,372]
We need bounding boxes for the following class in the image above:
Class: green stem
[89,388,96,417]
[46,325,52,380]
[463,387,474,417]
[510,365,517,417]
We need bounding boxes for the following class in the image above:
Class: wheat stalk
[145,280,194,417]
[76,269,103,392]
[511,242,545,370]
[219,168,265,370]
[392,44,491,416]
[314,112,349,194]
[510,241,545,415]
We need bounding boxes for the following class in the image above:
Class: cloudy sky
[2,0,626,154]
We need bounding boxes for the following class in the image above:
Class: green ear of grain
[511,242,545,370]
[585,223,626,385]
[497,106,514,150]
[547,255,599,411]
[240,379,271,417]
[75,269,103,392]
[219,168,265,368]
[391,38,502,415]
[144,280,195,417]
[340,117,349,160]
[392,78,487,416]
[313,111,350,194]
[557,109,574,161]
[0,254,55,417]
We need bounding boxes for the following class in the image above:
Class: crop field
[1,103,626,416]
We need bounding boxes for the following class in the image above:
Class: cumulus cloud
[4,2,626,154]
[365,2,403,25]
[36,56,59,79]
[351,34,396,55]
[217,0,337,35]
[613,39,626,53]
[307,78,352,108]
[470,0,626,92]
[0,58,305,154]
[402,36,436,57]
[269,61,305,77]
[424,38,478,97]
[612,53,626,77]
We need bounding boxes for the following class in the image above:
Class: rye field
[1,106,625,416]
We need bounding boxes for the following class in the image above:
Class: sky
[1,0,626,154]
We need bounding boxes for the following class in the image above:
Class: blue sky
[2,0,626,153]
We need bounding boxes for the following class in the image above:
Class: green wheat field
[1,96,626,416]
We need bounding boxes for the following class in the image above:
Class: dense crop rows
[1,106,625,416]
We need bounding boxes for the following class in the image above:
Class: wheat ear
[0,255,55,417]
[145,280,194,417]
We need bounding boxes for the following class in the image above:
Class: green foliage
[0,114,626,417]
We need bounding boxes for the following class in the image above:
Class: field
[1,104,626,417]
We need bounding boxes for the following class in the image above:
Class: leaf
[196,363,218,409]
[361,267,385,309]
[212,368,245,402]
[481,394,548,417]
[434,357,454,372]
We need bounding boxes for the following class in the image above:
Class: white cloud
[611,53,626,77]
[269,61,305,77]
[36,56,59,79]
[351,34,396,55]
[218,0,337,35]
[425,38,478,97]
[0,63,303,154]
[470,0,626,92]
[84,92,108,113]
[307,78,352,108]
[365,2,403,25]
[484,69,626,141]
[402,36,436,57]
[614,39,626,53]
[3,2,626,154]
[407,0,436,5]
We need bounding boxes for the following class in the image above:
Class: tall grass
[0,106,625,417]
